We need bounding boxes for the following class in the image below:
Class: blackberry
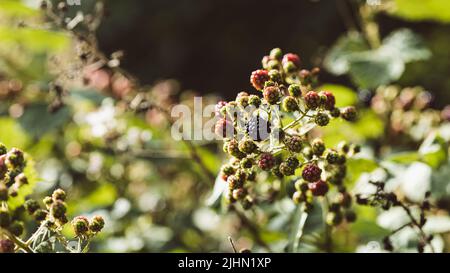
[250,69,269,90]
[325,149,340,164]
[311,138,325,156]
[341,106,357,121]
[302,164,322,182]
[0,183,8,201]
[238,138,258,154]
[315,112,330,126]
[282,53,301,68]
[227,139,245,159]
[8,221,24,236]
[24,199,40,215]
[308,180,329,196]
[330,107,341,118]
[232,188,246,200]
[72,216,90,237]
[89,215,105,233]
[319,91,336,110]
[0,239,15,253]
[240,158,253,169]
[288,84,301,97]
[248,95,261,108]
[0,208,11,228]
[52,188,66,201]
[285,136,303,153]
[258,153,275,171]
[304,91,320,110]
[268,69,282,83]
[50,200,67,219]
[0,143,7,155]
[282,96,299,112]
[246,115,271,141]
[263,86,281,105]
[269,48,283,60]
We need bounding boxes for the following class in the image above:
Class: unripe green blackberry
[268,69,282,83]
[89,215,105,233]
[241,196,254,210]
[0,239,15,253]
[248,95,261,108]
[0,208,11,228]
[311,138,325,156]
[315,112,330,126]
[283,61,297,73]
[304,91,321,110]
[236,94,249,108]
[270,48,283,60]
[272,165,284,178]
[308,180,329,196]
[341,106,357,121]
[50,200,67,219]
[0,143,7,155]
[285,136,303,153]
[302,163,322,182]
[318,91,336,110]
[285,156,299,169]
[345,210,357,223]
[326,211,343,226]
[267,60,280,70]
[238,138,258,154]
[330,107,341,118]
[263,86,281,105]
[294,180,309,193]
[235,169,247,183]
[52,188,66,201]
[325,149,340,164]
[262,55,271,69]
[282,96,299,112]
[292,191,306,204]
[24,199,40,215]
[0,155,7,179]
[33,209,47,222]
[264,80,276,88]
[72,216,90,237]
[258,153,275,171]
[0,183,8,201]
[227,139,245,159]
[336,153,346,164]
[279,162,295,176]
[250,69,269,90]
[232,188,246,200]
[8,221,24,236]
[221,164,235,178]
[227,175,243,190]
[6,148,25,169]
[43,196,53,207]
[288,84,301,97]
[240,158,253,169]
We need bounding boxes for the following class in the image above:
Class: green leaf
[0,27,70,53]
[419,134,448,169]
[380,29,431,63]
[346,158,379,186]
[392,0,450,23]
[385,152,421,164]
[68,183,118,214]
[323,32,369,75]
[18,103,72,139]
[7,154,39,210]
[319,84,358,107]
[0,117,30,148]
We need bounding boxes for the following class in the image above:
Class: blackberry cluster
[215,49,359,214]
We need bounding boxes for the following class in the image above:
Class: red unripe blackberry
[302,163,322,182]
[319,91,336,110]
[308,180,329,196]
[250,69,269,90]
[263,86,281,105]
[215,118,234,138]
[258,153,276,171]
[0,239,15,253]
[282,53,301,68]
[304,91,321,109]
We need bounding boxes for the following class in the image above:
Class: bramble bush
[0,0,449,253]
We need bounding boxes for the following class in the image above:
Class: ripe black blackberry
[302,163,322,182]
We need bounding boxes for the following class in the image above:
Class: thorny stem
[291,203,309,252]
[283,110,310,131]
[1,228,35,253]
[228,236,238,253]
[398,203,435,253]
